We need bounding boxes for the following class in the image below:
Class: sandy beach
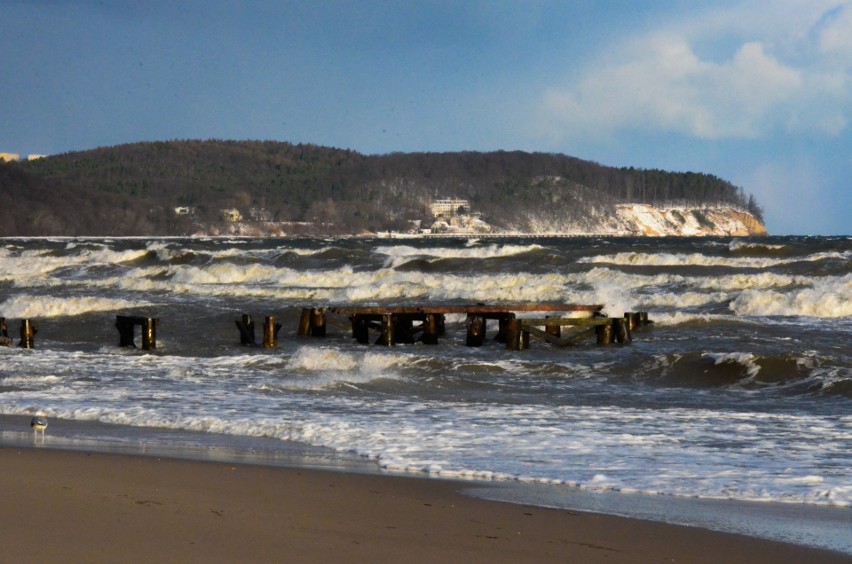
[1,447,848,563]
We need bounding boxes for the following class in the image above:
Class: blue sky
[2,1,850,235]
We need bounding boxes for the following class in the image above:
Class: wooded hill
[0,140,764,236]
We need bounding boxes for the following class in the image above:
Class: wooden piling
[116,316,135,347]
[310,308,326,337]
[115,315,158,349]
[505,318,521,351]
[235,314,257,346]
[352,315,370,344]
[494,314,516,343]
[263,315,282,348]
[141,318,157,350]
[613,317,631,344]
[545,315,562,338]
[0,317,10,347]
[297,308,312,336]
[18,319,37,349]
[393,316,416,344]
[596,321,615,345]
[466,314,486,347]
[639,311,650,326]
[378,314,395,346]
[422,314,440,344]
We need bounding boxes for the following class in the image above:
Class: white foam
[578,250,850,269]
[374,243,543,268]
[2,351,849,508]
[729,274,852,318]
[728,240,788,252]
[0,295,153,318]
[696,272,809,291]
[702,352,762,379]
[651,312,723,325]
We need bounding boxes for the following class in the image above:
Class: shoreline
[2,445,849,563]
[2,415,850,559]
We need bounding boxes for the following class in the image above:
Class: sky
[2,1,850,235]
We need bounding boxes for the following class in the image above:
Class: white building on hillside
[430,198,470,218]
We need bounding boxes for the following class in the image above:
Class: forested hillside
[0,140,764,236]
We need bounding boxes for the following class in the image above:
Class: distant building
[427,198,491,234]
[221,208,243,222]
[0,152,20,162]
[174,206,196,216]
[249,208,273,222]
[430,198,470,218]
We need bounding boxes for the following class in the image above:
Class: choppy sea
[1,235,850,552]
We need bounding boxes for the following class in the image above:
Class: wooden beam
[328,304,602,316]
[520,317,611,328]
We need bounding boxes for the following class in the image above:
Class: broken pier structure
[296,304,651,350]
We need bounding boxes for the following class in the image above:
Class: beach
[2,235,850,559]
[2,446,849,563]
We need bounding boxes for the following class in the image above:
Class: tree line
[0,140,764,236]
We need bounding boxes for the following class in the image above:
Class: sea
[1,235,850,553]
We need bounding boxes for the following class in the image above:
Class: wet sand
[2,447,848,563]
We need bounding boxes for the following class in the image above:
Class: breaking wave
[579,250,850,269]
[729,274,852,318]
[374,243,543,268]
[0,295,153,318]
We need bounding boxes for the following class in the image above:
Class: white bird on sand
[31,415,48,442]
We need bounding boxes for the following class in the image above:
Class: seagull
[31,415,48,443]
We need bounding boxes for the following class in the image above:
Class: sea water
[1,236,850,552]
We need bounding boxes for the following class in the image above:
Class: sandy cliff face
[604,204,767,236]
[510,203,767,236]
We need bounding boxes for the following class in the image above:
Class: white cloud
[540,1,852,142]
[817,3,852,59]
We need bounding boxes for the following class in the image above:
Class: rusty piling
[263,315,282,348]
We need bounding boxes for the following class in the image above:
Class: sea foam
[0,295,153,318]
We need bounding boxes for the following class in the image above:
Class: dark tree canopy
[0,140,760,236]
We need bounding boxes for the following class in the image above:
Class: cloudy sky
[2,1,850,234]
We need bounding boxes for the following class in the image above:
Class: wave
[374,243,544,268]
[578,250,850,269]
[285,346,414,374]
[4,398,847,507]
[728,239,790,255]
[729,274,852,318]
[641,350,851,397]
[0,295,153,318]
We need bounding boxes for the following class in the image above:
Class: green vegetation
[0,140,763,236]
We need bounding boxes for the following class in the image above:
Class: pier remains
[2,305,651,353]
[115,315,159,350]
[296,304,651,349]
